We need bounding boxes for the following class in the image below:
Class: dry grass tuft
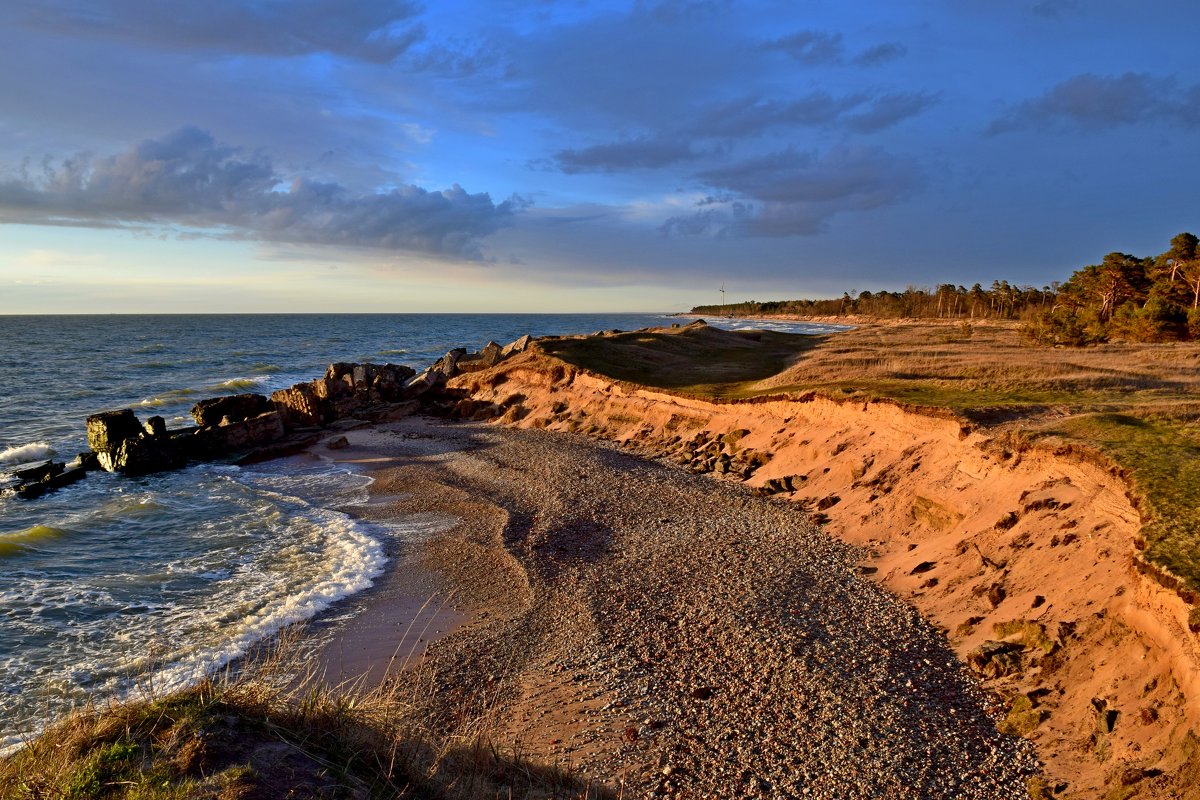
[0,634,608,800]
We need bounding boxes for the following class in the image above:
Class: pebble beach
[317,415,1040,798]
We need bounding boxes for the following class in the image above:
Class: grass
[537,323,826,398]
[544,318,1200,593]
[0,636,608,800]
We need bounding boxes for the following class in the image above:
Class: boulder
[325,362,355,383]
[190,394,272,428]
[400,367,445,400]
[97,435,186,476]
[271,383,327,428]
[457,341,506,373]
[326,435,350,450]
[372,364,415,401]
[192,411,286,455]
[10,459,64,483]
[86,409,143,454]
[431,348,467,379]
[966,641,1024,678]
[143,415,167,438]
[500,334,532,358]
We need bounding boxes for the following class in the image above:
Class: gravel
[360,416,1039,799]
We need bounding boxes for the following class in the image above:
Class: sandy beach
[310,415,1038,798]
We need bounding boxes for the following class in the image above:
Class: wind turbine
[719,283,726,313]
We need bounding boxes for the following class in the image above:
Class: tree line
[690,232,1200,344]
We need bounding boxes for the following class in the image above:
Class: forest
[689,233,1200,345]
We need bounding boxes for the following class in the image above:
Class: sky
[1,0,1198,313]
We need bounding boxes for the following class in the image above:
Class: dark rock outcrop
[86,409,143,454]
[190,394,272,428]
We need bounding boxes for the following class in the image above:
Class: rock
[143,416,167,438]
[966,641,1024,678]
[325,362,355,383]
[10,459,64,483]
[271,383,328,428]
[86,409,143,453]
[97,435,186,476]
[326,435,350,450]
[192,411,286,455]
[910,561,937,575]
[373,364,416,401]
[431,348,467,379]
[401,368,445,400]
[500,334,532,357]
[190,393,272,428]
[75,452,101,472]
[13,466,85,500]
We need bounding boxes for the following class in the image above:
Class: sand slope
[449,347,1200,798]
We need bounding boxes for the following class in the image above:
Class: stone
[86,409,143,454]
[324,362,355,383]
[326,435,350,450]
[10,459,63,483]
[431,348,467,379]
[401,367,445,400]
[271,383,329,428]
[97,435,186,476]
[500,334,532,358]
[190,394,272,428]
[372,364,415,401]
[966,641,1024,678]
[143,416,167,438]
[191,411,286,456]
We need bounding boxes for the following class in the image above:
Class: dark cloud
[0,128,519,258]
[845,92,941,133]
[853,42,907,67]
[698,93,868,137]
[663,146,922,237]
[554,137,705,173]
[1,0,424,63]
[551,89,938,174]
[988,72,1200,133]
[764,30,845,66]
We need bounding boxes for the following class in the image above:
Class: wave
[377,348,408,356]
[0,441,55,467]
[0,525,72,559]
[211,376,271,392]
[250,362,283,374]
[138,387,198,407]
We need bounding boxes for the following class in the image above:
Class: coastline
[280,415,1038,797]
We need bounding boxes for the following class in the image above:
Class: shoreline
[274,415,1039,797]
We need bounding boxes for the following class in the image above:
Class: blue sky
[1,0,1197,312]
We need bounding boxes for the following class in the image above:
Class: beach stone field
[342,417,1040,798]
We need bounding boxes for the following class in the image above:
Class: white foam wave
[212,376,271,392]
[145,510,387,695]
[0,442,56,467]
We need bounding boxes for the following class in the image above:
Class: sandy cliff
[449,347,1200,798]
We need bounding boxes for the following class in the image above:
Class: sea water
[0,313,843,748]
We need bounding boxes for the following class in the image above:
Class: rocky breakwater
[3,335,532,500]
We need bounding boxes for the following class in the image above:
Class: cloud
[0,128,520,258]
[988,72,1200,133]
[549,89,939,173]
[553,137,705,173]
[1,0,425,63]
[853,42,907,67]
[764,30,845,66]
[845,92,941,133]
[663,146,922,237]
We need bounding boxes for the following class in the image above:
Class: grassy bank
[1,642,604,800]
[542,320,1200,594]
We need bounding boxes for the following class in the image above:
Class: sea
[0,312,844,749]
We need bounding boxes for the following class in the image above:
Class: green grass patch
[539,326,826,397]
[1045,413,1200,591]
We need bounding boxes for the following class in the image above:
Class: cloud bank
[0,128,520,258]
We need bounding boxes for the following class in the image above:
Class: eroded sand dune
[447,336,1200,798]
